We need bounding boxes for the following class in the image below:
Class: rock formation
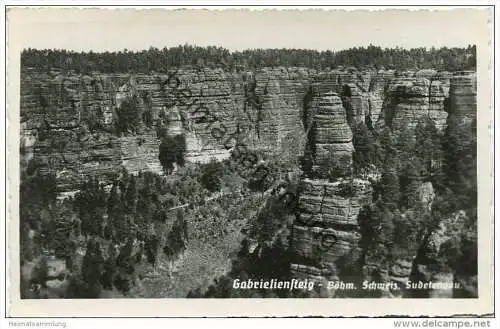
[20,67,471,194]
[449,71,477,123]
[290,92,372,297]
[291,178,373,297]
[380,70,450,133]
[20,64,478,299]
[244,68,312,150]
[310,92,354,174]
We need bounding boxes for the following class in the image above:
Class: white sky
[7,7,491,52]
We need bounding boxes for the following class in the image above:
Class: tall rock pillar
[290,92,372,297]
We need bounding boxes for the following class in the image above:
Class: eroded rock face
[289,90,373,296]
[120,132,164,175]
[21,72,141,191]
[21,65,478,299]
[382,74,449,132]
[297,178,372,226]
[21,67,321,191]
[449,71,477,123]
[20,67,473,195]
[291,178,372,297]
[417,181,436,211]
[245,68,313,150]
[311,92,354,173]
[310,69,395,126]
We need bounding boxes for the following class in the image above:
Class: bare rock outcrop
[375,70,453,132]
[290,91,372,297]
[245,68,312,150]
[383,76,448,132]
[20,67,474,196]
[291,178,372,297]
[310,69,394,126]
[311,92,354,173]
[449,71,477,123]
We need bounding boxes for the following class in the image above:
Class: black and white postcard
[4,5,495,319]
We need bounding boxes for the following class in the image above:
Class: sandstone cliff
[21,67,458,192]
[449,71,477,123]
[290,92,372,297]
[378,70,451,133]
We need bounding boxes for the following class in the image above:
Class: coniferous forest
[20,45,477,299]
[21,44,476,73]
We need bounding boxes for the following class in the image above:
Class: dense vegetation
[20,107,477,298]
[159,134,186,173]
[187,112,477,298]
[21,168,194,298]
[353,115,476,297]
[19,138,301,298]
[21,44,476,73]
[115,95,142,135]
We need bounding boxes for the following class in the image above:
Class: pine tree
[124,175,137,214]
[75,177,108,238]
[163,209,189,257]
[159,135,185,174]
[200,159,224,192]
[51,204,78,266]
[380,207,396,248]
[395,122,416,172]
[379,127,398,170]
[144,234,160,267]
[32,256,49,288]
[352,121,376,176]
[359,201,393,268]
[399,158,425,209]
[116,95,141,135]
[108,182,131,242]
[380,168,400,209]
[81,239,104,298]
[442,114,476,207]
[173,134,186,166]
[101,244,117,290]
[415,118,442,179]
[106,183,120,240]
[114,239,135,293]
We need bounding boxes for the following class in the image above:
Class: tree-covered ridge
[21,44,476,73]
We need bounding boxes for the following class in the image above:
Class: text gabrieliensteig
[232,279,461,291]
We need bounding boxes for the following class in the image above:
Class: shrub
[199,159,224,192]
[115,95,141,134]
[159,134,186,173]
